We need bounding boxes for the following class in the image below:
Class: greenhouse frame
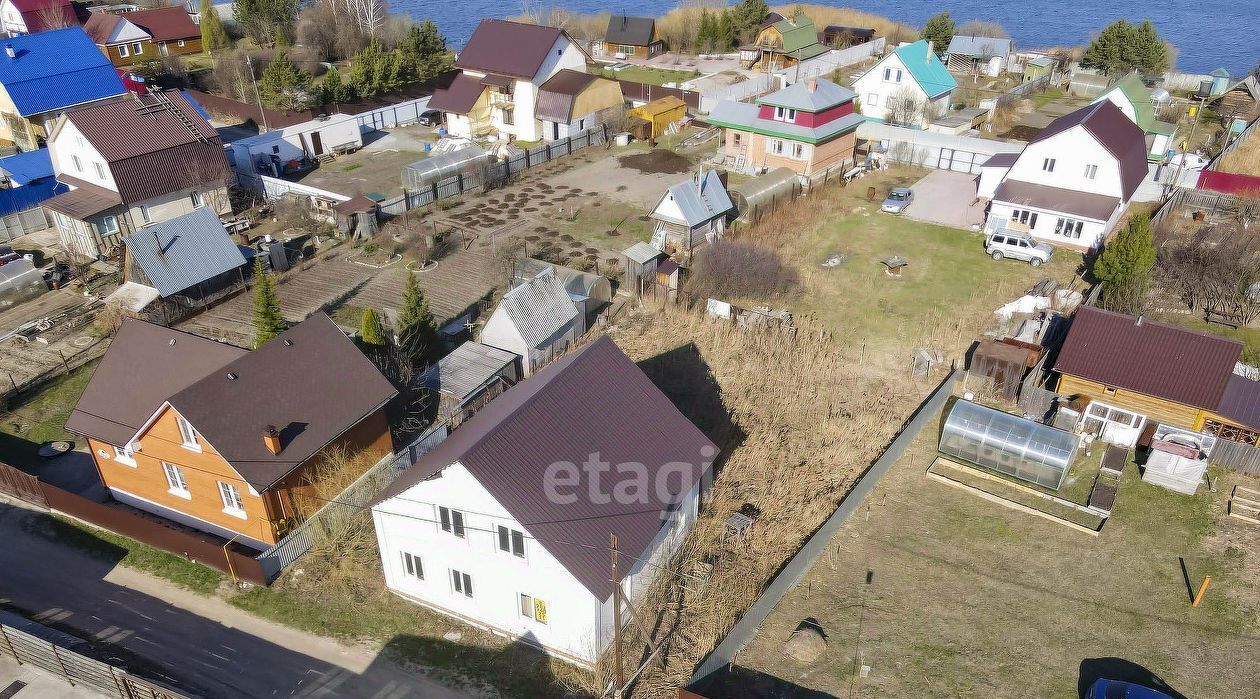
[938,400,1077,490]
[402,145,491,192]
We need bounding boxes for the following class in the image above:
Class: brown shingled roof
[1054,306,1242,410]
[61,90,228,205]
[373,335,717,598]
[455,19,572,80]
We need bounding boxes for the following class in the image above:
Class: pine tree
[251,255,287,347]
[697,11,716,53]
[733,0,769,43]
[1082,19,1132,76]
[199,0,230,52]
[1132,20,1169,75]
[349,38,393,98]
[716,10,736,52]
[258,49,312,110]
[360,308,386,346]
[1094,213,1157,314]
[320,67,354,105]
[397,271,437,364]
[920,12,954,55]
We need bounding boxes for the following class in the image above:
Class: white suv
[985,232,1053,267]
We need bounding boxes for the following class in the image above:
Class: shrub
[686,240,799,300]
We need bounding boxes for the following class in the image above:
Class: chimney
[807,78,817,93]
[926,41,933,62]
[263,425,281,455]
[1135,315,1144,327]
[4,45,14,59]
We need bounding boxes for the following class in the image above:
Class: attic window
[283,339,293,346]
[1103,385,1117,396]
[227,372,237,380]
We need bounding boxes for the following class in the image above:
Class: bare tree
[885,86,925,127]
[956,20,1009,38]
[1157,228,1260,324]
[32,3,76,30]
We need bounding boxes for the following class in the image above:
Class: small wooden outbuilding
[622,242,665,296]
[969,339,1035,400]
[629,96,686,138]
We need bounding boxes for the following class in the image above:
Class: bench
[1205,310,1243,329]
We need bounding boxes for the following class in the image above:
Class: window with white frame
[497,525,525,558]
[113,443,136,466]
[791,142,808,160]
[439,506,466,538]
[99,216,118,234]
[132,42,143,54]
[1010,209,1038,228]
[402,552,424,580]
[176,415,200,449]
[1055,217,1085,239]
[1042,157,1056,172]
[140,205,151,224]
[190,191,205,208]
[519,593,548,623]
[882,67,902,83]
[177,39,185,47]
[451,569,473,597]
[766,139,785,155]
[218,481,245,516]
[94,162,106,180]
[162,462,189,496]
[71,155,82,172]
[773,106,796,123]
[866,92,878,106]
[118,44,129,58]
[1083,163,1098,179]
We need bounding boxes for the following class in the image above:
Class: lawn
[724,425,1260,698]
[0,360,97,469]
[589,64,699,86]
[736,167,1084,366]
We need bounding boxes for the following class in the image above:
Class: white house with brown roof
[42,90,230,260]
[370,336,716,667]
[983,100,1148,252]
[428,19,588,142]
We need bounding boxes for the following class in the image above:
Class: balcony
[488,92,514,108]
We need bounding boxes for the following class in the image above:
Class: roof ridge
[1078,305,1245,347]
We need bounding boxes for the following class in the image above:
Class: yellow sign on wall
[533,598,548,624]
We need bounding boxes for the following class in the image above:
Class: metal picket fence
[256,424,448,579]
[0,612,195,699]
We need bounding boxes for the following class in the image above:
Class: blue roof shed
[0,147,54,185]
[0,28,127,117]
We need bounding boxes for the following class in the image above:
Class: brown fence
[185,89,318,130]
[0,611,196,699]
[0,462,45,507]
[1208,439,1260,475]
[39,483,269,585]
[617,80,702,110]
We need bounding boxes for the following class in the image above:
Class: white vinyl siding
[497,525,526,558]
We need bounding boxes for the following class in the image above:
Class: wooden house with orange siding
[66,313,397,550]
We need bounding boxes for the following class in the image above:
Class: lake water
[390,0,1257,76]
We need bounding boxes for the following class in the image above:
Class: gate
[0,461,46,508]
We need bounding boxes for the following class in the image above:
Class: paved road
[0,503,484,699]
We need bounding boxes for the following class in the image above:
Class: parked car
[1085,679,1175,699]
[881,187,913,214]
[1168,152,1209,171]
[418,109,442,127]
[985,231,1053,267]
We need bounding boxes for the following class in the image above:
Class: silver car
[881,188,913,214]
[985,232,1053,267]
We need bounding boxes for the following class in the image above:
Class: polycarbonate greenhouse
[938,400,1077,490]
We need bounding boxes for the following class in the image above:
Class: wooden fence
[1208,439,1260,475]
[1151,186,1242,228]
[0,611,196,699]
[256,424,448,579]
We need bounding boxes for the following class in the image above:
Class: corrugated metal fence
[256,425,448,579]
[0,611,195,699]
[403,126,607,211]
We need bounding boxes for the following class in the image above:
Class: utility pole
[610,533,625,698]
[244,54,269,133]
[1169,94,1207,194]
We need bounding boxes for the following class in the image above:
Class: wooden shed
[969,339,1034,400]
[622,241,665,296]
[629,96,686,138]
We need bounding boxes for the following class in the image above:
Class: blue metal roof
[181,90,211,121]
[893,40,958,99]
[0,148,54,185]
[0,177,66,216]
[0,28,127,116]
[123,208,247,297]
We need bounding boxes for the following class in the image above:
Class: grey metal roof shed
[421,341,519,402]
[123,207,247,298]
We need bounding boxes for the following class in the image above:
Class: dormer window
[773,106,796,123]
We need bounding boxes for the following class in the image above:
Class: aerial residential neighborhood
[0,2,1255,699]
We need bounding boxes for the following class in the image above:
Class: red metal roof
[427,72,484,114]
[123,6,199,42]
[1054,306,1242,410]
[455,19,569,80]
[1032,101,1148,202]
[1197,169,1260,196]
[374,336,717,598]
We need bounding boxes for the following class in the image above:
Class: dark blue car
[1086,679,1176,699]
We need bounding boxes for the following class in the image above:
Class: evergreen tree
[1094,213,1157,314]
[348,38,397,98]
[396,20,453,82]
[251,255,287,347]
[320,67,354,104]
[920,12,954,55]
[360,308,386,346]
[1132,20,1169,75]
[258,49,313,110]
[733,0,769,42]
[1083,19,1169,76]
[397,272,437,364]
[716,11,736,52]
[199,0,230,52]
[234,0,297,47]
[697,10,716,53]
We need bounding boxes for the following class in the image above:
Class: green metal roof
[767,16,827,60]
[1093,72,1154,132]
[892,40,957,99]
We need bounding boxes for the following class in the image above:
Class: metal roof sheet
[420,341,518,401]
[427,72,485,114]
[118,6,199,42]
[605,15,655,46]
[123,207,246,297]
[41,174,123,218]
[491,270,579,349]
[707,100,864,144]
[991,179,1120,221]
[757,77,855,112]
[374,335,717,598]
[891,40,957,99]
[1092,72,1155,132]
[455,19,567,80]
[1031,100,1148,201]
[623,242,663,264]
[1054,306,1242,410]
[0,147,54,184]
[8,0,75,32]
[0,28,127,116]
[946,35,1013,58]
[654,169,734,227]
[1215,374,1260,431]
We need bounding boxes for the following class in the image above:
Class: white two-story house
[370,336,717,667]
[852,39,956,128]
[981,100,1147,252]
[42,90,231,260]
[428,19,588,142]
